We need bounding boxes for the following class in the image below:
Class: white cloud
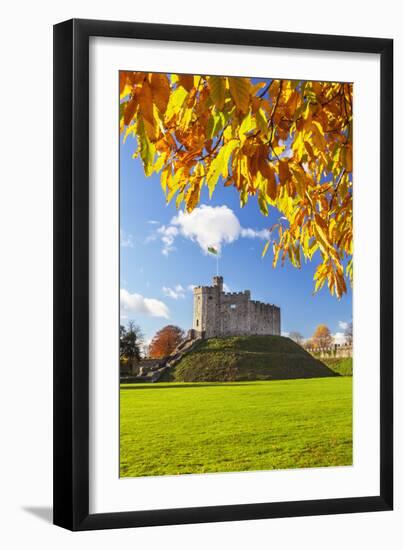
[120,230,134,248]
[223,283,231,292]
[338,321,349,330]
[145,233,158,244]
[155,205,271,256]
[240,227,271,240]
[120,289,169,318]
[281,331,290,337]
[172,205,241,253]
[158,225,179,256]
[147,220,159,225]
[187,284,197,292]
[162,284,186,299]
[332,332,347,345]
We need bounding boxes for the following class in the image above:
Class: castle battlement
[192,276,280,339]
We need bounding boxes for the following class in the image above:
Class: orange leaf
[123,96,138,126]
[139,80,154,125]
[304,140,315,158]
[259,158,276,200]
[178,74,194,92]
[150,73,170,114]
[278,159,291,184]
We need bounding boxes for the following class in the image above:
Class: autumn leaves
[119,72,353,298]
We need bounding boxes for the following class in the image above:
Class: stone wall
[193,276,280,338]
[305,344,353,359]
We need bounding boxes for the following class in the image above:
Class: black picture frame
[53,18,393,531]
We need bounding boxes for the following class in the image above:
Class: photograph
[0,0,396,543]
[119,71,353,478]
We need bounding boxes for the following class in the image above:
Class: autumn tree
[303,339,314,350]
[344,321,353,345]
[149,325,185,358]
[120,72,353,298]
[289,331,304,345]
[311,324,333,349]
[120,321,143,364]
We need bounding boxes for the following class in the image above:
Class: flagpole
[207,246,219,276]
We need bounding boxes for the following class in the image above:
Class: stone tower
[192,276,280,338]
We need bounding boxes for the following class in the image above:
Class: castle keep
[192,276,281,338]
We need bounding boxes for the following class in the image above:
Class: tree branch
[198,123,229,161]
[329,168,346,211]
[258,79,275,99]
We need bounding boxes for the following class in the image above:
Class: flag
[207,246,218,255]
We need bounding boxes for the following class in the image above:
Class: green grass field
[120,377,352,477]
[323,357,353,376]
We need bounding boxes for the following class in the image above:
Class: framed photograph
[53,19,393,530]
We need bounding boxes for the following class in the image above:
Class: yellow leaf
[174,188,185,208]
[292,131,307,161]
[262,240,270,258]
[208,76,227,110]
[302,101,311,120]
[272,243,280,267]
[258,190,269,216]
[228,77,251,114]
[180,107,193,131]
[160,168,170,193]
[171,166,185,190]
[255,108,268,135]
[152,152,166,174]
[120,84,132,100]
[206,112,224,139]
[165,86,188,121]
[290,165,307,196]
[137,117,155,176]
[239,112,255,143]
[206,140,239,197]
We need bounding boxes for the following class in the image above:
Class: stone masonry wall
[306,345,352,359]
[193,276,280,338]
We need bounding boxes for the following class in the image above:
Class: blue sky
[120,134,352,345]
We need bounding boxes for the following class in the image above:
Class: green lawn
[323,357,353,376]
[120,378,352,477]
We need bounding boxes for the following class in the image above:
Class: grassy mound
[167,335,336,382]
[322,357,353,376]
